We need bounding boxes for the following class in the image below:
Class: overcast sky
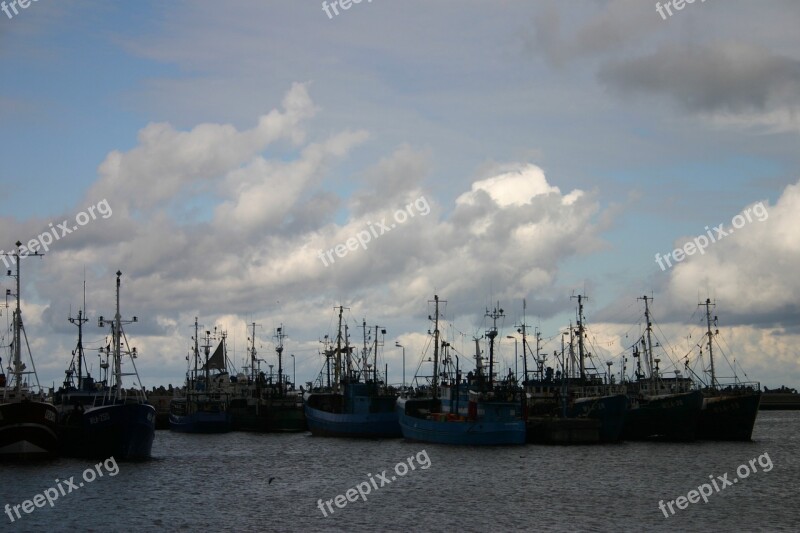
[1,0,798,391]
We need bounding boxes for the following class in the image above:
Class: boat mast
[485,302,504,389]
[702,298,717,390]
[536,328,545,380]
[3,241,43,396]
[113,271,123,393]
[373,325,379,385]
[13,244,22,396]
[68,306,88,390]
[193,318,199,394]
[519,300,529,383]
[571,294,588,381]
[275,325,285,394]
[250,322,258,383]
[431,295,441,400]
[334,306,343,393]
[203,329,212,388]
[362,320,368,381]
[639,295,656,386]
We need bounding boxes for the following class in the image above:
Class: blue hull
[396,398,525,446]
[304,404,401,438]
[60,403,156,460]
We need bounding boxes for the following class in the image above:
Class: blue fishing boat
[55,272,156,460]
[396,295,526,446]
[169,319,232,433]
[304,307,400,438]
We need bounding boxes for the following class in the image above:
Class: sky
[1,0,799,392]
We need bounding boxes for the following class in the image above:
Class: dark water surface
[2,411,798,532]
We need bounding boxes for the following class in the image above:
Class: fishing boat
[0,242,59,459]
[621,296,703,441]
[54,271,156,460]
[228,323,306,432]
[169,319,232,433]
[690,299,761,441]
[396,296,526,446]
[522,296,626,444]
[304,307,400,438]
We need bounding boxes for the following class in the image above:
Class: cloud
[87,82,316,213]
[660,179,800,327]
[598,43,800,131]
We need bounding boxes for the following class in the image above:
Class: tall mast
[373,325,379,385]
[202,329,211,387]
[13,244,22,396]
[68,306,88,390]
[639,295,656,385]
[250,322,257,383]
[193,317,199,393]
[571,294,588,381]
[362,320,368,380]
[3,241,43,396]
[517,299,529,384]
[535,328,543,380]
[113,271,123,392]
[275,324,285,393]
[334,306,343,392]
[431,295,442,399]
[702,298,717,389]
[485,302,504,388]
[569,320,575,378]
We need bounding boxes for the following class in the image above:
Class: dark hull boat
[169,397,231,433]
[55,272,156,460]
[524,388,626,444]
[0,400,58,459]
[230,396,307,432]
[304,308,400,439]
[524,296,626,444]
[569,393,627,442]
[622,389,703,441]
[170,319,232,434]
[691,300,761,441]
[229,323,306,433]
[621,296,703,441]
[59,401,155,459]
[0,243,59,460]
[697,390,761,441]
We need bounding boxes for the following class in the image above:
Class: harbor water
[2,411,798,532]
